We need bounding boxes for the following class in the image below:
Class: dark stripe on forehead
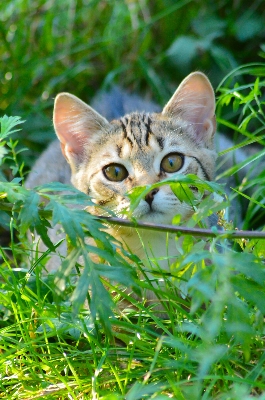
[191,156,211,181]
[156,137,164,150]
[116,144,122,156]
[144,115,153,145]
[144,114,152,131]
[127,116,141,147]
[135,119,143,146]
[120,118,133,146]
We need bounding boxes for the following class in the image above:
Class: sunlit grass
[1,0,265,398]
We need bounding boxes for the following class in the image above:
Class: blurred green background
[1,0,265,167]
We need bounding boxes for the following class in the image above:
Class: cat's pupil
[160,153,184,173]
[103,164,128,182]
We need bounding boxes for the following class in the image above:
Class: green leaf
[225,297,254,358]
[166,35,212,72]
[197,344,227,379]
[54,247,83,293]
[18,189,55,250]
[233,254,265,283]
[34,220,55,251]
[94,262,137,288]
[36,182,93,205]
[232,277,265,314]
[18,190,41,235]
[0,181,27,203]
[192,14,225,37]
[71,255,92,313]
[70,250,114,333]
[45,200,85,245]
[170,182,196,204]
[89,267,114,330]
[0,115,24,141]
[127,174,224,216]
[235,13,264,42]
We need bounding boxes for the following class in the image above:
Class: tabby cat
[50,72,216,271]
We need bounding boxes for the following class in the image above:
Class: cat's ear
[53,93,110,168]
[162,72,216,142]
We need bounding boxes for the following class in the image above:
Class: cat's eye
[160,152,184,173]
[103,163,128,182]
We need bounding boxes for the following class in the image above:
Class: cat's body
[26,73,240,276]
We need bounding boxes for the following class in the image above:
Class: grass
[1,68,265,399]
[1,1,265,399]
[1,0,265,163]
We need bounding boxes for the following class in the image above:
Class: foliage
[0,0,264,166]
[1,0,265,398]
[216,64,265,229]
[1,68,265,397]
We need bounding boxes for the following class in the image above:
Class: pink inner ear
[55,115,88,160]
[53,93,110,166]
[162,72,216,142]
[54,95,88,159]
[183,79,214,124]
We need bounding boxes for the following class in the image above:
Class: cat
[26,72,244,294]
[27,72,217,273]
[52,72,215,270]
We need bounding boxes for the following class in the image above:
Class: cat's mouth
[146,209,164,216]
[129,197,169,220]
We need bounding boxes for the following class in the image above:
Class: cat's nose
[145,188,159,206]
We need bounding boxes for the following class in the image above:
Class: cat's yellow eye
[103,164,128,182]
[160,153,184,173]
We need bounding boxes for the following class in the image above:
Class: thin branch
[97,216,265,240]
[1,200,265,240]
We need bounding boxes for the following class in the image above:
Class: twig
[1,200,265,240]
[96,216,265,240]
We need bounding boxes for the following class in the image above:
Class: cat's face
[53,72,216,225]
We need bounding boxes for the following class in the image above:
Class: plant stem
[98,216,265,240]
[1,200,265,240]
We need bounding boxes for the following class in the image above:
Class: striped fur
[53,72,216,274]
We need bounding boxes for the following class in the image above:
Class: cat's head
[53,72,216,224]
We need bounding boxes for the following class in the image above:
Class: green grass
[1,0,264,164]
[1,1,265,399]
[1,69,265,399]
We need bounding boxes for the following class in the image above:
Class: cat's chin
[137,210,173,225]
